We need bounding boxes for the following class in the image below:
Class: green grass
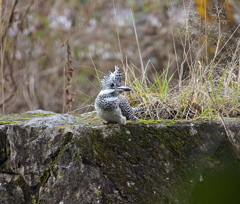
[122,58,239,120]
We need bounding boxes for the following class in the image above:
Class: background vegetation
[0,0,239,119]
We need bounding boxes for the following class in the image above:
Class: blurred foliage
[0,0,239,114]
[195,0,235,23]
[194,0,240,58]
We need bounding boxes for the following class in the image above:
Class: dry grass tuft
[123,44,240,120]
[119,3,240,121]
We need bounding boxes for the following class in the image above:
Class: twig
[0,0,35,113]
[0,87,17,108]
[1,0,18,45]
[130,9,145,84]
[113,0,123,63]
[62,39,76,113]
[0,0,4,113]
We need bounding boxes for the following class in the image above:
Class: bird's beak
[117,86,132,92]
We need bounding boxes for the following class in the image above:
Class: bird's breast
[95,95,119,111]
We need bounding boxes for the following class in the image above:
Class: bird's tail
[132,106,147,113]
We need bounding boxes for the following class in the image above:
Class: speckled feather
[118,95,136,121]
[95,66,145,125]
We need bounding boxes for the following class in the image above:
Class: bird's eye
[110,83,114,87]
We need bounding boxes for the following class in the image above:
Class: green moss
[0,120,24,124]
[128,119,195,127]
[22,113,55,117]
[39,170,51,184]
[78,117,103,124]
[72,114,84,118]
[0,121,11,124]
[93,140,108,162]
[30,195,37,204]
[0,113,55,124]
[72,112,102,124]
[171,141,182,149]
[37,131,74,186]
[17,174,24,181]
[128,119,161,125]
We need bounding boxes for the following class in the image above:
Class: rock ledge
[0,113,240,204]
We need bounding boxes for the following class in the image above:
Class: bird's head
[100,66,132,95]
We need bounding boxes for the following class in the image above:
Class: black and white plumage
[95,66,144,125]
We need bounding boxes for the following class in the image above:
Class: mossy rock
[0,112,240,204]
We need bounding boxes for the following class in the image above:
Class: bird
[95,66,145,125]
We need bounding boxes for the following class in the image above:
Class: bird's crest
[101,66,122,89]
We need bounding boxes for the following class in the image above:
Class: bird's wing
[118,95,136,121]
